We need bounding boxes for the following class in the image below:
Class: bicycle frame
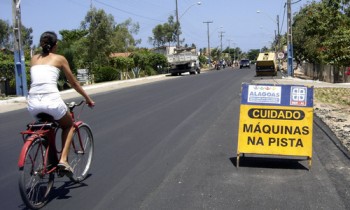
[18,124,58,172]
[67,103,85,156]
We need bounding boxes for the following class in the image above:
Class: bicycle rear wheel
[19,137,54,209]
[68,123,94,182]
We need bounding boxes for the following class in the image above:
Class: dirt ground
[314,94,350,151]
[295,67,350,152]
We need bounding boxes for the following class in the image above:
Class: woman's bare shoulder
[30,54,41,65]
[51,53,66,60]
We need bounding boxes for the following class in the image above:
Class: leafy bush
[131,51,167,75]
[94,66,119,83]
[198,55,207,66]
[110,57,134,71]
[143,66,157,76]
[148,53,168,71]
[0,61,14,80]
[131,52,149,70]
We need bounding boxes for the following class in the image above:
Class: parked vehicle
[167,47,200,76]
[255,52,277,76]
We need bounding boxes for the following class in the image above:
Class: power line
[280,2,287,33]
[93,0,164,22]
[292,0,302,4]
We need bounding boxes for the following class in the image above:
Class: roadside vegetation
[293,0,350,67]
[314,88,350,106]
[0,8,168,94]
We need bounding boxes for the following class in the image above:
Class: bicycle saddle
[36,113,55,122]
[26,113,57,130]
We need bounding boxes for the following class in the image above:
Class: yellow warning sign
[237,83,313,168]
[238,105,313,155]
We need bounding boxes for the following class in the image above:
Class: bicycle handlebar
[66,100,94,121]
[66,100,85,110]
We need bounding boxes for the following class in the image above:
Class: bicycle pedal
[57,168,74,178]
[46,164,54,172]
[57,170,65,177]
[66,171,73,178]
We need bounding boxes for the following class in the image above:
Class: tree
[0,20,11,49]
[247,49,260,61]
[131,50,150,70]
[198,54,207,66]
[59,29,88,47]
[0,51,15,87]
[223,47,243,61]
[149,15,179,47]
[0,19,33,93]
[320,0,350,66]
[296,2,336,63]
[147,53,168,72]
[80,7,116,67]
[149,24,166,47]
[130,49,167,74]
[111,56,134,72]
[292,0,350,66]
[210,48,221,61]
[322,28,350,66]
[58,29,89,73]
[112,18,140,52]
[21,26,33,50]
[0,18,32,51]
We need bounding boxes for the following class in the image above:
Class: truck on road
[167,47,200,76]
[255,52,277,76]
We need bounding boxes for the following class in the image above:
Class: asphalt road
[1,67,350,209]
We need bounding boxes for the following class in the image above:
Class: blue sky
[0,0,309,52]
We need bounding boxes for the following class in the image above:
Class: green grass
[314,88,350,106]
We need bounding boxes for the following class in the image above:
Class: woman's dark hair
[40,31,57,54]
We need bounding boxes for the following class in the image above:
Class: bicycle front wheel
[19,137,54,209]
[68,123,94,182]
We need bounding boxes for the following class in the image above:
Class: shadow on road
[230,156,309,170]
[47,174,92,205]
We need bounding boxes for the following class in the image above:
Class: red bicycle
[18,101,94,209]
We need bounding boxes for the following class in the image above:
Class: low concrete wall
[301,63,350,83]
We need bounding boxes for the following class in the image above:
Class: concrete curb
[0,74,169,105]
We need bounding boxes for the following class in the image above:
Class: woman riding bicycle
[27,31,95,175]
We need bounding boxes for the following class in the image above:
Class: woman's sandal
[57,162,74,177]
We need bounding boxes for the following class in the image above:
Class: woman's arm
[59,55,95,107]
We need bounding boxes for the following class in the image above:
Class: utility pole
[276,14,282,71]
[203,21,213,65]
[277,15,280,52]
[175,0,180,48]
[287,0,294,77]
[219,31,225,58]
[227,39,232,62]
[12,0,28,96]
[232,42,236,63]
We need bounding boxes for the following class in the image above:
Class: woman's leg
[58,111,74,165]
